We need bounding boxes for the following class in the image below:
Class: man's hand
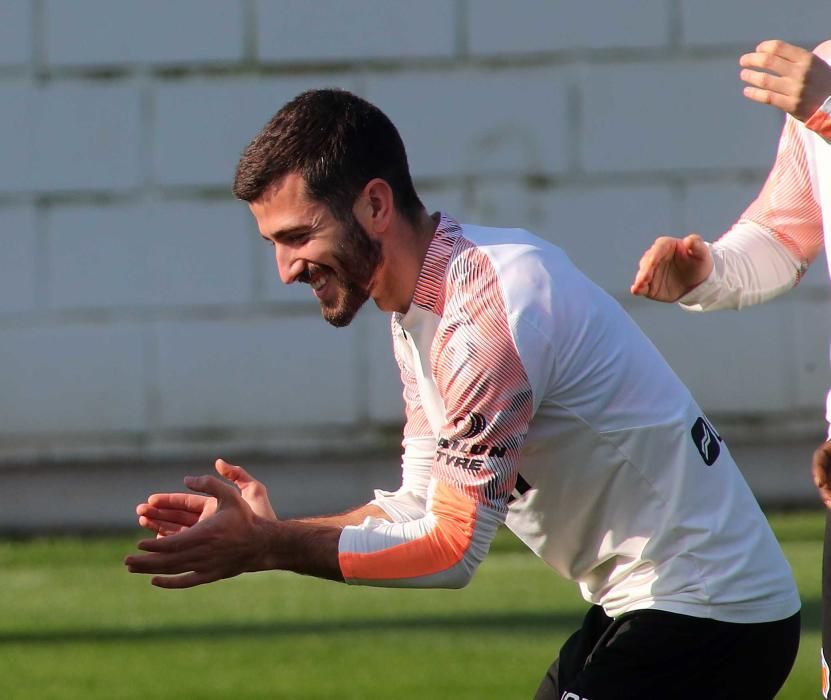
[137,459,277,537]
[630,234,713,302]
[740,40,831,122]
[125,464,278,588]
[812,440,831,509]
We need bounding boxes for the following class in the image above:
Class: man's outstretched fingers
[147,492,211,513]
[215,458,277,519]
[152,571,223,589]
[137,503,200,528]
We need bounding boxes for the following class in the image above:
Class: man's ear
[354,178,394,235]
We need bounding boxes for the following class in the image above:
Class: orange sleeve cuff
[339,481,477,582]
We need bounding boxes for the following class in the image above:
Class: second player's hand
[630,234,713,302]
[740,40,831,122]
[812,440,831,509]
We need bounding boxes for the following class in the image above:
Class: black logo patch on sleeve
[691,416,721,466]
[454,412,487,439]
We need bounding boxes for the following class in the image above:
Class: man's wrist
[254,518,344,581]
[677,244,718,308]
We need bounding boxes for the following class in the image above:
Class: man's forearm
[257,504,392,582]
[679,222,803,311]
[258,518,345,582]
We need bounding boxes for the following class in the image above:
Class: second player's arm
[633,41,827,310]
[634,112,823,311]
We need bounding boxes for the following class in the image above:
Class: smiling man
[126,89,801,699]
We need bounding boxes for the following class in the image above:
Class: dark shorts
[534,604,800,700]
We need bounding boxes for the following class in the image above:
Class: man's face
[249,173,383,327]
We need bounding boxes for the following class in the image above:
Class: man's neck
[375,209,440,315]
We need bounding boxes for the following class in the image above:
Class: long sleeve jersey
[680,41,831,423]
[338,214,799,624]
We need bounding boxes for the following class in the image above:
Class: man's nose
[274,245,299,284]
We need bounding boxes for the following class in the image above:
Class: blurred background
[2,0,831,531]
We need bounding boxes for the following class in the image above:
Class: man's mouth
[302,265,333,299]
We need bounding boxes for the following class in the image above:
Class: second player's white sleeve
[679,221,804,311]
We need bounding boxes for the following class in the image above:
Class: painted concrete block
[681,1,831,49]
[366,68,569,178]
[256,0,455,62]
[469,0,670,55]
[0,0,31,66]
[362,310,405,426]
[580,60,784,172]
[47,200,253,309]
[791,298,831,414]
[155,317,360,429]
[153,75,360,187]
[628,299,790,413]
[44,0,245,66]
[0,324,145,434]
[0,206,37,312]
[29,82,142,192]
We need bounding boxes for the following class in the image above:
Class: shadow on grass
[0,610,585,646]
[2,599,819,647]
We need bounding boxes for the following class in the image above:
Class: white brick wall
[681,1,831,48]
[362,310,405,425]
[46,201,254,309]
[0,207,37,313]
[153,75,360,188]
[580,59,784,172]
[366,67,570,178]
[255,0,457,62]
[44,0,246,67]
[629,300,795,413]
[468,0,671,54]
[155,318,361,430]
[0,0,829,467]
[0,82,143,193]
[682,181,761,237]
[0,83,37,193]
[0,0,31,66]
[0,324,146,435]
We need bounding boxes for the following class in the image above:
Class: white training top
[339,214,800,624]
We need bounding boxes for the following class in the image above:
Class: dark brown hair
[233,88,424,224]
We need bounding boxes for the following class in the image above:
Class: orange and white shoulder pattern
[806,41,831,143]
[427,235,533,510]
[338,218,533,588]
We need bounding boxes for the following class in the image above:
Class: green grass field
[0,511,823,699]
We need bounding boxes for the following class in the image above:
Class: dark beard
[320,214,383,328]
